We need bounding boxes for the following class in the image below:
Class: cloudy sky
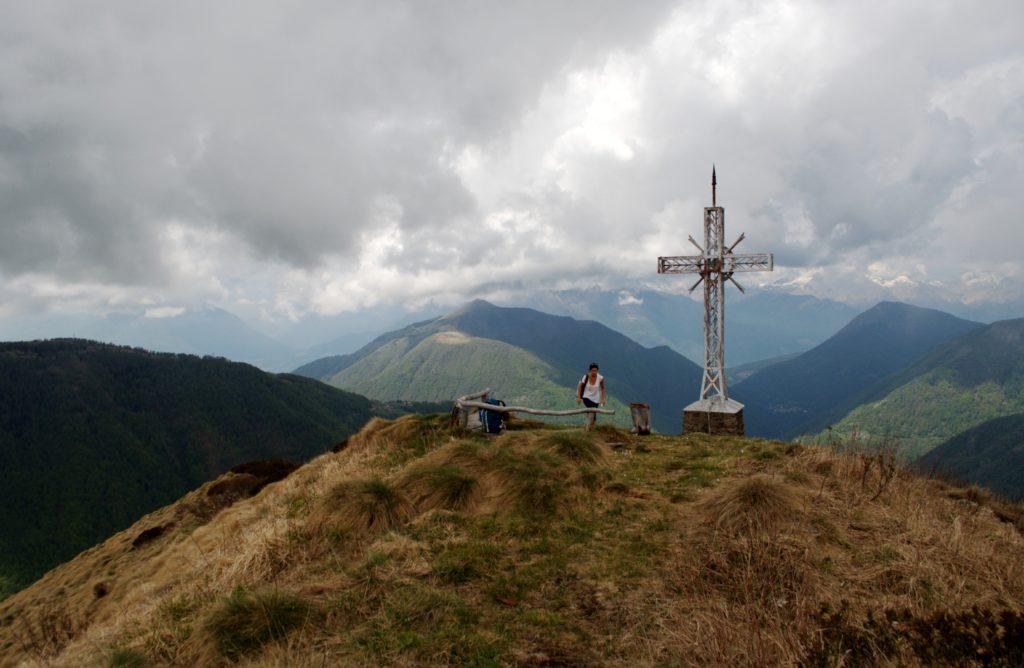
[2,0,1022,325]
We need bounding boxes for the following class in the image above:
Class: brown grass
[697,473,803,536]
[313,477,413,535]
[3,417,1024,666]
[398,463,479,512]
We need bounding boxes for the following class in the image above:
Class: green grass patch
[205,588,312,661]
[785,470,810,484]
[872,546,902,564]
[403,464,478,511]
[538,431,603,464]
[107,647,148,667]
[285,494,309,518]
[323,477,412,533]
[433,541,502,584]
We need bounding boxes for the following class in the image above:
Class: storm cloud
[1,0,1022,319]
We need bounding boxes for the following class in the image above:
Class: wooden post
[450,403,467,429]
[630,403,651,435]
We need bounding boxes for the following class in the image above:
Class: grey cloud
[1,0,1022,318]
[0,0,674,283]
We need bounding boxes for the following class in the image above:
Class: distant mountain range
[0,290,854,373]
[295,300,704,433]
[0,340,375,597]
[917,413,1024,500]
[0,307,297,370]
[732,302,983,439]
[510,288,859,365]
[820,318,1024,459]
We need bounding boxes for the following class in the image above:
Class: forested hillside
[917,413,1024,500]
[0,340,374,597]
[733,302,981,439]
[822,318,1024,459]
[296,300,703,433]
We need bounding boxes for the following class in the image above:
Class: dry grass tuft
[399,463,478,512]
[10,602,81,662]
[313,477,413,535]
[200,587,313,662]
[698,474,803,536]
[537,430,604,464]
[394,436,589,519]
[945,484,1024,530]
[344,413,452,456]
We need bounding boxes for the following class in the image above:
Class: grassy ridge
[5,415,1024,665]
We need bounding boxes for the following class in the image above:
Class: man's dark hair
[588,362,599,370]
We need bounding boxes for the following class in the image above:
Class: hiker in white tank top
[576,362,606,430]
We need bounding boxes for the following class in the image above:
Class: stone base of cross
[657,168,772,436]
[682,397,745,436]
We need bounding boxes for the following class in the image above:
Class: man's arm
[600,379,607,406]
[576,379,583,404]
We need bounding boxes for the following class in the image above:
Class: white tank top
[580,373,604,402]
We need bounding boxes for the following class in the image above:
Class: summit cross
[657,167,773,435]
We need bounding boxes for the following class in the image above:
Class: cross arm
[724,253,773,272]
[657,255,702,274]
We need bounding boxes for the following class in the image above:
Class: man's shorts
[582,397,599,408]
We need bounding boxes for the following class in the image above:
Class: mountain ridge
[732,301,982,439]
[819,317,1024,458]
[296,300,703,433]
[507,288,859,364]
[917,412,1024,500]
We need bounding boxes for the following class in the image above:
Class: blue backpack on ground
[479,398,506,434]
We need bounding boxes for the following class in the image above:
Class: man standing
[576,362,606,431]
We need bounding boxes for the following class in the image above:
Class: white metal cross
[657,168,773,406]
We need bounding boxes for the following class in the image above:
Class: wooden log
[459,389,491,402]
[630,403,651,435]
[456,399,614,417]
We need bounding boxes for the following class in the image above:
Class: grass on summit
[3,414,1024,665]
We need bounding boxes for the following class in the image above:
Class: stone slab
[683,404,745,436]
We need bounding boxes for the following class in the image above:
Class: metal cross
[657,167,773,406]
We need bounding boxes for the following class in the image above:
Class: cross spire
[711,164,717,207]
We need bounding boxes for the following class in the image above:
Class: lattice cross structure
[657,169,773,408]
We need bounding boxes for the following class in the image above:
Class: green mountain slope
[328,331,633,425]
[732,302,982,439]
[296,300,703,433]
[0,339,375,596]
[820,318,1024,459]
[916,413,1024,500]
